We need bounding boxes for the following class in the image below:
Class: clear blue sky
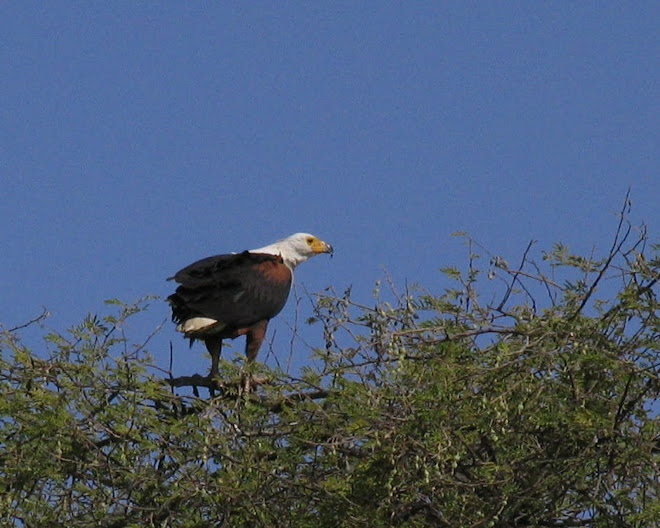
[2,3,658,376]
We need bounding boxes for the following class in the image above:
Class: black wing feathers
[167,251,292,329]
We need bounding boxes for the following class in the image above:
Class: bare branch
[571,189,633,319]
[3,307,50,333]
[496,239,537,312]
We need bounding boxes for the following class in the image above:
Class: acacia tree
[1,213,659,527]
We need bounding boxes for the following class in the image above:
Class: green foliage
[1,219,660,527]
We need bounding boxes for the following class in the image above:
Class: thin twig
[571,189,633,319]
[4,308,50,333]
[496,239,536,312]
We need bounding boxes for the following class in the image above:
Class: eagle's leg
[204,335,223,396]
[242,320,269,393]
[245,320,268,362]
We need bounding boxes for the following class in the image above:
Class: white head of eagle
[167,233,333,375]
[250,232,334,271]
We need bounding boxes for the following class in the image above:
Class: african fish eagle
[167,233,333,379]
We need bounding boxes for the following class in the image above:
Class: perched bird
[167,233,333,380]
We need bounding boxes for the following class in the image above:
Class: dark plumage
[168,252,292,339]
[167,233,333,380]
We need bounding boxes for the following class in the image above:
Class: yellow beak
[311,238,334,255]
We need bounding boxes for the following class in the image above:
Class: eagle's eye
[306,237,315,245]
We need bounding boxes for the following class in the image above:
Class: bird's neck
[249,242,307,271]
